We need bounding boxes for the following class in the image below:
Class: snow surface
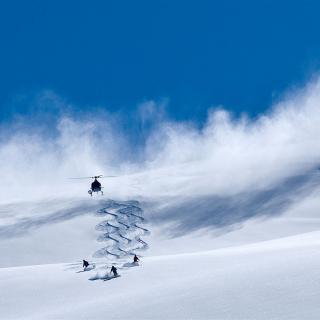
[0,196,320,319]
[1,230,320,320]
[3,70,320,319]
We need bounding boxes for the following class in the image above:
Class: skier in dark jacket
[110,265,118,277]
[133,255,139,263]
[83,259,89,270]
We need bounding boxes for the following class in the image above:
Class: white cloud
[136,79,320,199]
[1,78,320,215]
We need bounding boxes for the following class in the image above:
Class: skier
[83,259,89,270]
[110,265,118,277]
[133,255,139,263]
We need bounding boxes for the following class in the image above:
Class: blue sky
[1,0,320,124]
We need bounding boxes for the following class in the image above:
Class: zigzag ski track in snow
[93,200,150,260]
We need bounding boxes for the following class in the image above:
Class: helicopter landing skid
[88,189,103,196]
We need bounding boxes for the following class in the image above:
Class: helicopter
[88,175,104,196]
[70,175,117,196]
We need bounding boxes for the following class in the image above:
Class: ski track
[93,201,149,260]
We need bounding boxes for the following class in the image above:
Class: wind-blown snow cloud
[1,78,320,233]
[141,83,320,198]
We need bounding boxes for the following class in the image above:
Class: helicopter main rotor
[69,175,117,180]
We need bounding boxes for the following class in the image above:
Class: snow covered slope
[1,230,320,320]
[1,195,320,319]
[3,70,320,319]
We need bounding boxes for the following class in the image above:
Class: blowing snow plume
[1,79,320,234]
